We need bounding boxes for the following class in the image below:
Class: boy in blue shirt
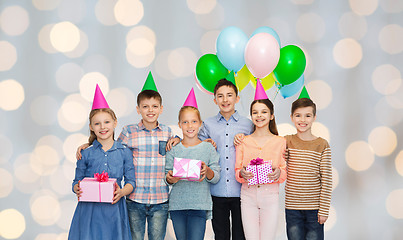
[198,79,253,240]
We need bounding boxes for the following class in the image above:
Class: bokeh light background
[0,0,403,239]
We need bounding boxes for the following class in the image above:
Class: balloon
[195,54,228,93]
[244,32,280,79]
[235,65,253,91]
[278,74,305,99]
[194,72,213,95]
[274,45,306,86]
[216,26,248,72]
[251,26,281,47]
[250,72,276,91]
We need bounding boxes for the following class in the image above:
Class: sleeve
[235,143,246,183]
[164,148,175,185]
[167,125,173,139]
[122,147,135,189]
[277,138,287,183]
[117,126,130,148]
[72,151,88,193]
[318,143,332,217]
[198,121,209,141]
[206,145,220,184]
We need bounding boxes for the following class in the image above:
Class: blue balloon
[278,74,304,99]
[251,26,281,47]
[216,26,248,72]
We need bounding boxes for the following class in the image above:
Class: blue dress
[68,140,135,240]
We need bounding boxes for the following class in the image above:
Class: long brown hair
[250,99,278,135]
[88,108,117,145]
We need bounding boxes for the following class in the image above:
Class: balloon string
[273,79,282,101]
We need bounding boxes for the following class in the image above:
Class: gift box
[246,158,273,185]
[172,157,202,181]
[79,172,116,203]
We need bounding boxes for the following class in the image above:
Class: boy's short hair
[291,98,316,116]
[137,90,162,106]
[213,79,238,96]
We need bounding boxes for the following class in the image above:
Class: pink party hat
[183,88,198,108]
[254,78,268,100]
[92,84,110,110]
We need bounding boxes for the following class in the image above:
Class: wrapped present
[246,158,273,185]
[172,157,202,181]
[80,171,116,203]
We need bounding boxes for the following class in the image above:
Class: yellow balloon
[235,65,253,91]
[250,72,276,90]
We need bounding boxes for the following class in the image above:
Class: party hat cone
[92,84,110,110]
[298,86,310,99]
[183,88,198,108]
[226,71,236,86]
[254,78,268,100]
[141,71,158,92]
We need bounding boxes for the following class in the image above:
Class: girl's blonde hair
[178,106,201,122]
[88,108,117,145]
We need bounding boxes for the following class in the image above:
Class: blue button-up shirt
[72,140,135,192]
[199,111,253,197]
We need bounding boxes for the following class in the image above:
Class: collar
[215,110,240,122]
[92,139,124,150]
[138,120,162,131]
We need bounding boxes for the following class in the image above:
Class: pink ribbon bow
[250,157,264,165]
[94,171,109,182]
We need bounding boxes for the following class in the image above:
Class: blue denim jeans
[169,210,207,240]
[286,209,324,240]
[126,199,168,240]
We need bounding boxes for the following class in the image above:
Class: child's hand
[113,182,124,205]
[318,215,328,224]
[76,143,90,160]
[240,167,254,181]
[166,137,180,151]
[74,181,82,200]
[234,133,245,147]
[203,138,217,149]
[166,170,180,184]
[199,162,207,182]
[268,167,281,181]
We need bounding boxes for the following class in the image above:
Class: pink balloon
[244,32,280,79]
[194,72,214,95]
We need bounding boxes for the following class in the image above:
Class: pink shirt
[235,135,287,184]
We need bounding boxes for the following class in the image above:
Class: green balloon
[196,54,228,93]
[274,45,306,85]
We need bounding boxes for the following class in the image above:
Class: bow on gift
[94,171,109,182]
[250,157,264,165]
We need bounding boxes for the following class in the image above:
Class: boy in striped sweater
[285,95,332,240]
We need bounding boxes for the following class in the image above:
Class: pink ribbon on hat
[250,157,264,165]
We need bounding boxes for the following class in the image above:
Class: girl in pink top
[235,98,286,240]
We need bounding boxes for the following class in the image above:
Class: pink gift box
[246,160,273,185]
[173,157,202,181]
[79,177,116,203]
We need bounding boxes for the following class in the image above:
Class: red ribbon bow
[250,158,264,165]
[94,171,109,182]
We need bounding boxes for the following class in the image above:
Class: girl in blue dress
[68,85,135,240]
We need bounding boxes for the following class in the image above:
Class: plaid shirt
[118,121,172,204]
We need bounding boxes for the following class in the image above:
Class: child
[165,88,220,240]
[76,72,175,240]
[285,90,332,240]
[69,84,135,240]
[198,78,253,240]
[234,79,286,240]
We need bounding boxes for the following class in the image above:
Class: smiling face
[136,97,163,126]
[291,106,316,134]
[214,85,240,117]
[178,107,202,140]
[251,102,273,129]
[89,111,117,142]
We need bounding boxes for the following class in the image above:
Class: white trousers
[240,183,279,240]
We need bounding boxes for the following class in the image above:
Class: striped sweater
[285,134,332,217]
